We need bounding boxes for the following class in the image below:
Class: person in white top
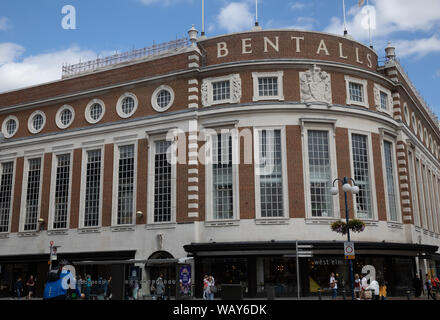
[330,273,338,300]
[366,279,380,300]
[360,274,369,300]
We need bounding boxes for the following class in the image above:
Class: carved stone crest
[300,65,332,104]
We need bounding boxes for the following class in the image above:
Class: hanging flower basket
[347,219,366,233]
[331,221,348,235]
[331,219,365,235]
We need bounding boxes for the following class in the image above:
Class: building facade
[0,28,439,298]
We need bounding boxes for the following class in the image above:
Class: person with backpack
[43,260,83,300]
[425,274,436,300]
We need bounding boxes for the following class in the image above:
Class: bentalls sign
[199,31,377,71]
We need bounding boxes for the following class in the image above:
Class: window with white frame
[85,99,105,124]
[211,132,234,220]
[117,93,138,118]
[202,74,241,107]
[252,72,284,101]
[153,140,172,223]
[403,104,409,124]
[53,154,71,229]
[383,141,398,222]
[2,116,19,138]
[380,92,389,111]
[151,86,174,112]
[24,158,42,231]
[307,130,333,217]
[0,162,14,232]
[56,105,75,129]
[351,134,373,219]
[408,151,420,227]
[422,165,433,231]
[416,159,427,229]
[412,113,417,134]
[425,168,434,231]
[345,76,368,108]
[116,145,135,225]
[28,111,46,134]
[256,129,285,218]
[213,81,230,102]
[84,150,102,227]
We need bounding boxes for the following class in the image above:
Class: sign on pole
[344,241,355,260]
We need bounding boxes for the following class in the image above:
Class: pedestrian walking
[379,280,387,301]
[426,274,436,300]
[153,273,165,300]
[360,273,369,300]
[85,275,92,300]
[76,275,82,295]
[26,275,36,299]
[354,274,361,300]
[329,272,338,300]
[202,275,209,300]
[413,274,423,298]
[432,274,439,298]
[366,278,380,300]
[14,276,23,298]
[207,276,216,300]
[107,276,112,300]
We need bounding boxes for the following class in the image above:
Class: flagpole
[255,0,259,27]
[201,0,205,36]
[367,0,372,47]
[343,0,348,35]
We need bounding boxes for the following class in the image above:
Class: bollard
[406,289,411,300]
[318,288,322,300]
[342,287,346,300]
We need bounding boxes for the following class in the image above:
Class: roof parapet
[62,37,190,79]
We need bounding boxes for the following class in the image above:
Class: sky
[0,0,439,116]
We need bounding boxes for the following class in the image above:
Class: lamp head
[342,183,352,193]
[351,186,360,194]
[330,186,339,196]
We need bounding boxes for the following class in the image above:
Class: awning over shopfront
[0,250,136,264]
[184,241,439,257]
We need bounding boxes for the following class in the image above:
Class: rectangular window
[416,159,427,228]
[24,158,42,231]
[258,77,278,97]
[117,145,135,225]
[351,134,373,219]
[212,133,233,220]
[84,150,101,227]
[383,141,398,222]
[212,81,230,102]
[308,130,333,217]
[154,141,172,223]
[408,151,420,227]
[380,92,389,110]
[349,82,364,103]
[53,154,70,229]
[0,162,14,232]
[258,129,284,218]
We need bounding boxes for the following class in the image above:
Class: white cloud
[0,44,97,93]
[394,35,440,59]
[0,17,10,31]
[290,2,306,11]
[325,0,440,41]
[137,0,191,6]
[217,2,254,33]
[282,17,317,31]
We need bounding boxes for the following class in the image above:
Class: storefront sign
[344,242,355,260]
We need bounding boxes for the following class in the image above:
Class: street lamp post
[330,177,359,301]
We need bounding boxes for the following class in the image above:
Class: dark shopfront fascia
[184,241,438,298]
[0,250,135,298]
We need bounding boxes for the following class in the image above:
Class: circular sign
[345,246,353,254]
